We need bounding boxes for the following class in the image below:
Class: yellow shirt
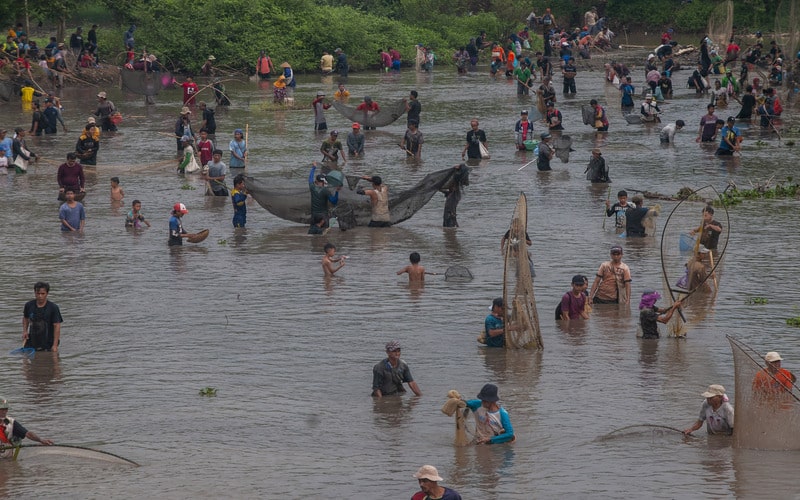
[334,89,350,100]
[20,86,35,103]
[320,54,334,72]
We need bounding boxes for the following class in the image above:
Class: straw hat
[413,465,443,482]
[280,62,290,68]
[181,106,192,115]
[207,55,216,61]
[701,384,726,398]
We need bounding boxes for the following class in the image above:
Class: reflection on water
[0,58,798,497]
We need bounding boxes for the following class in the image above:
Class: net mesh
[706,0,734,53]
[120,69,172,96]
[774,0,799,102]
[552,134,573,163]
[331,99,407,128]
[0,81,18,101]
[503,192,543,350]
[245,167,459,226]
[660,186,729,337]
[728,336,800,450]
[444,265,473,281]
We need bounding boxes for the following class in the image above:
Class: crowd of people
[3,16,798,494]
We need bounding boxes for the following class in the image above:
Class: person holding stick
[0,397,54,458]
[229,128,247,169]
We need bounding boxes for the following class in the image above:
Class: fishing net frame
[502,192,543,350]
[706,0,734,54]
[728,335,800,450]
[660,185,730,337]
[774,0,799,104]
[444,265,473,282]
[331,99,407,128]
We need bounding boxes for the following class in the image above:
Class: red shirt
[356,101,379,112]
[197,139,214,167]
[182,82,198,105]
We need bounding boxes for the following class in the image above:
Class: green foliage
[745,297,769,305]
[714,179,800,206]
[112,0,509,73]
[787,317,800,327]
[4,0,786,73]
[199,387,217,396]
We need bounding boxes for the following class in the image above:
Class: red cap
[173,202,188,214]
[352,123,361,129]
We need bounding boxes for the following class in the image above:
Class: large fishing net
[245,167,460,226]
[706,0,734,53]
[502,192,542,350]
[552,134,573,163]
[774,0,799,102]
[0,80,18,101]
[660,186,729,337]
[120,69,173,96]
[728,336,800,450]
[331,99,407,128]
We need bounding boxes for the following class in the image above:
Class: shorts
[315,122,327,131]
[592,297,619,304]
[715,149,734,156]
[368,220,391,228]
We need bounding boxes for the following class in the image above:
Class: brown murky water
[0,53,798,498]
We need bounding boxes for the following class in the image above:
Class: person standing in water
[357,175,390,227]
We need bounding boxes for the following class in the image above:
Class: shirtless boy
[322,243,347,276]
[110,177,124,201]
[396,252,434,283]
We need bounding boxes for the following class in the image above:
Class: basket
[110,112,123,125]
[187,229,209,243]
[523,139,539,151]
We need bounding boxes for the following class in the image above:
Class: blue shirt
[59,202,85,231]
[229,139,246,168]
[168,215,185,245]
[620,83,635,106]
[0,138,12,158]
[718,125,741,151]
[465,400,515,444]
[484,313,504,347]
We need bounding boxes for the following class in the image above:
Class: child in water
[125,199,151,229]
[638,289,681,339]
[322,242,347,276]
[110,177,124,201]
[396,252,435,283]
[230,174,247,228]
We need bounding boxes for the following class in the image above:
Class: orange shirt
[491,46,505,62]
[752,368,795,395]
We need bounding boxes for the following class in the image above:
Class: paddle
[517,158,537,171]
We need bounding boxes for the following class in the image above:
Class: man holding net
[1,398,54,458]
[753,352,797,399]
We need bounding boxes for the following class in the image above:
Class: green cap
[0,398,9,410]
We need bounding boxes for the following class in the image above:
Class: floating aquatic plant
[745,297,768,305]
[199,387,217,396]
